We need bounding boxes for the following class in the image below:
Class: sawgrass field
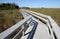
[28,8,60,27]
[0,9,23,32]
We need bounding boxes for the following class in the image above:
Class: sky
[0,0,60,8]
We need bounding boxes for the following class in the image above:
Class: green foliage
[0,3,19,10]
[22,7,30,9]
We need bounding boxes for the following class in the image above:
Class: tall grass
[0,9,23,32]
[29,8,60,27]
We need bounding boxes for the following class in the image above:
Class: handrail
[0,16,32,39]
[22,9,48,19]
[47,16,60,39]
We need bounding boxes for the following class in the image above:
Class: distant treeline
[22,7,30,9]
[0,3,20,10]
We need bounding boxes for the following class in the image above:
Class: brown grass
[28,8,60,27]
[0,9,23,33]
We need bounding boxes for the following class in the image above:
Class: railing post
[22,25,25,36]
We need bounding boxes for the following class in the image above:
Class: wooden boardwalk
[0,9,60,39]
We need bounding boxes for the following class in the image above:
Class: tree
[0,3,20,10]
